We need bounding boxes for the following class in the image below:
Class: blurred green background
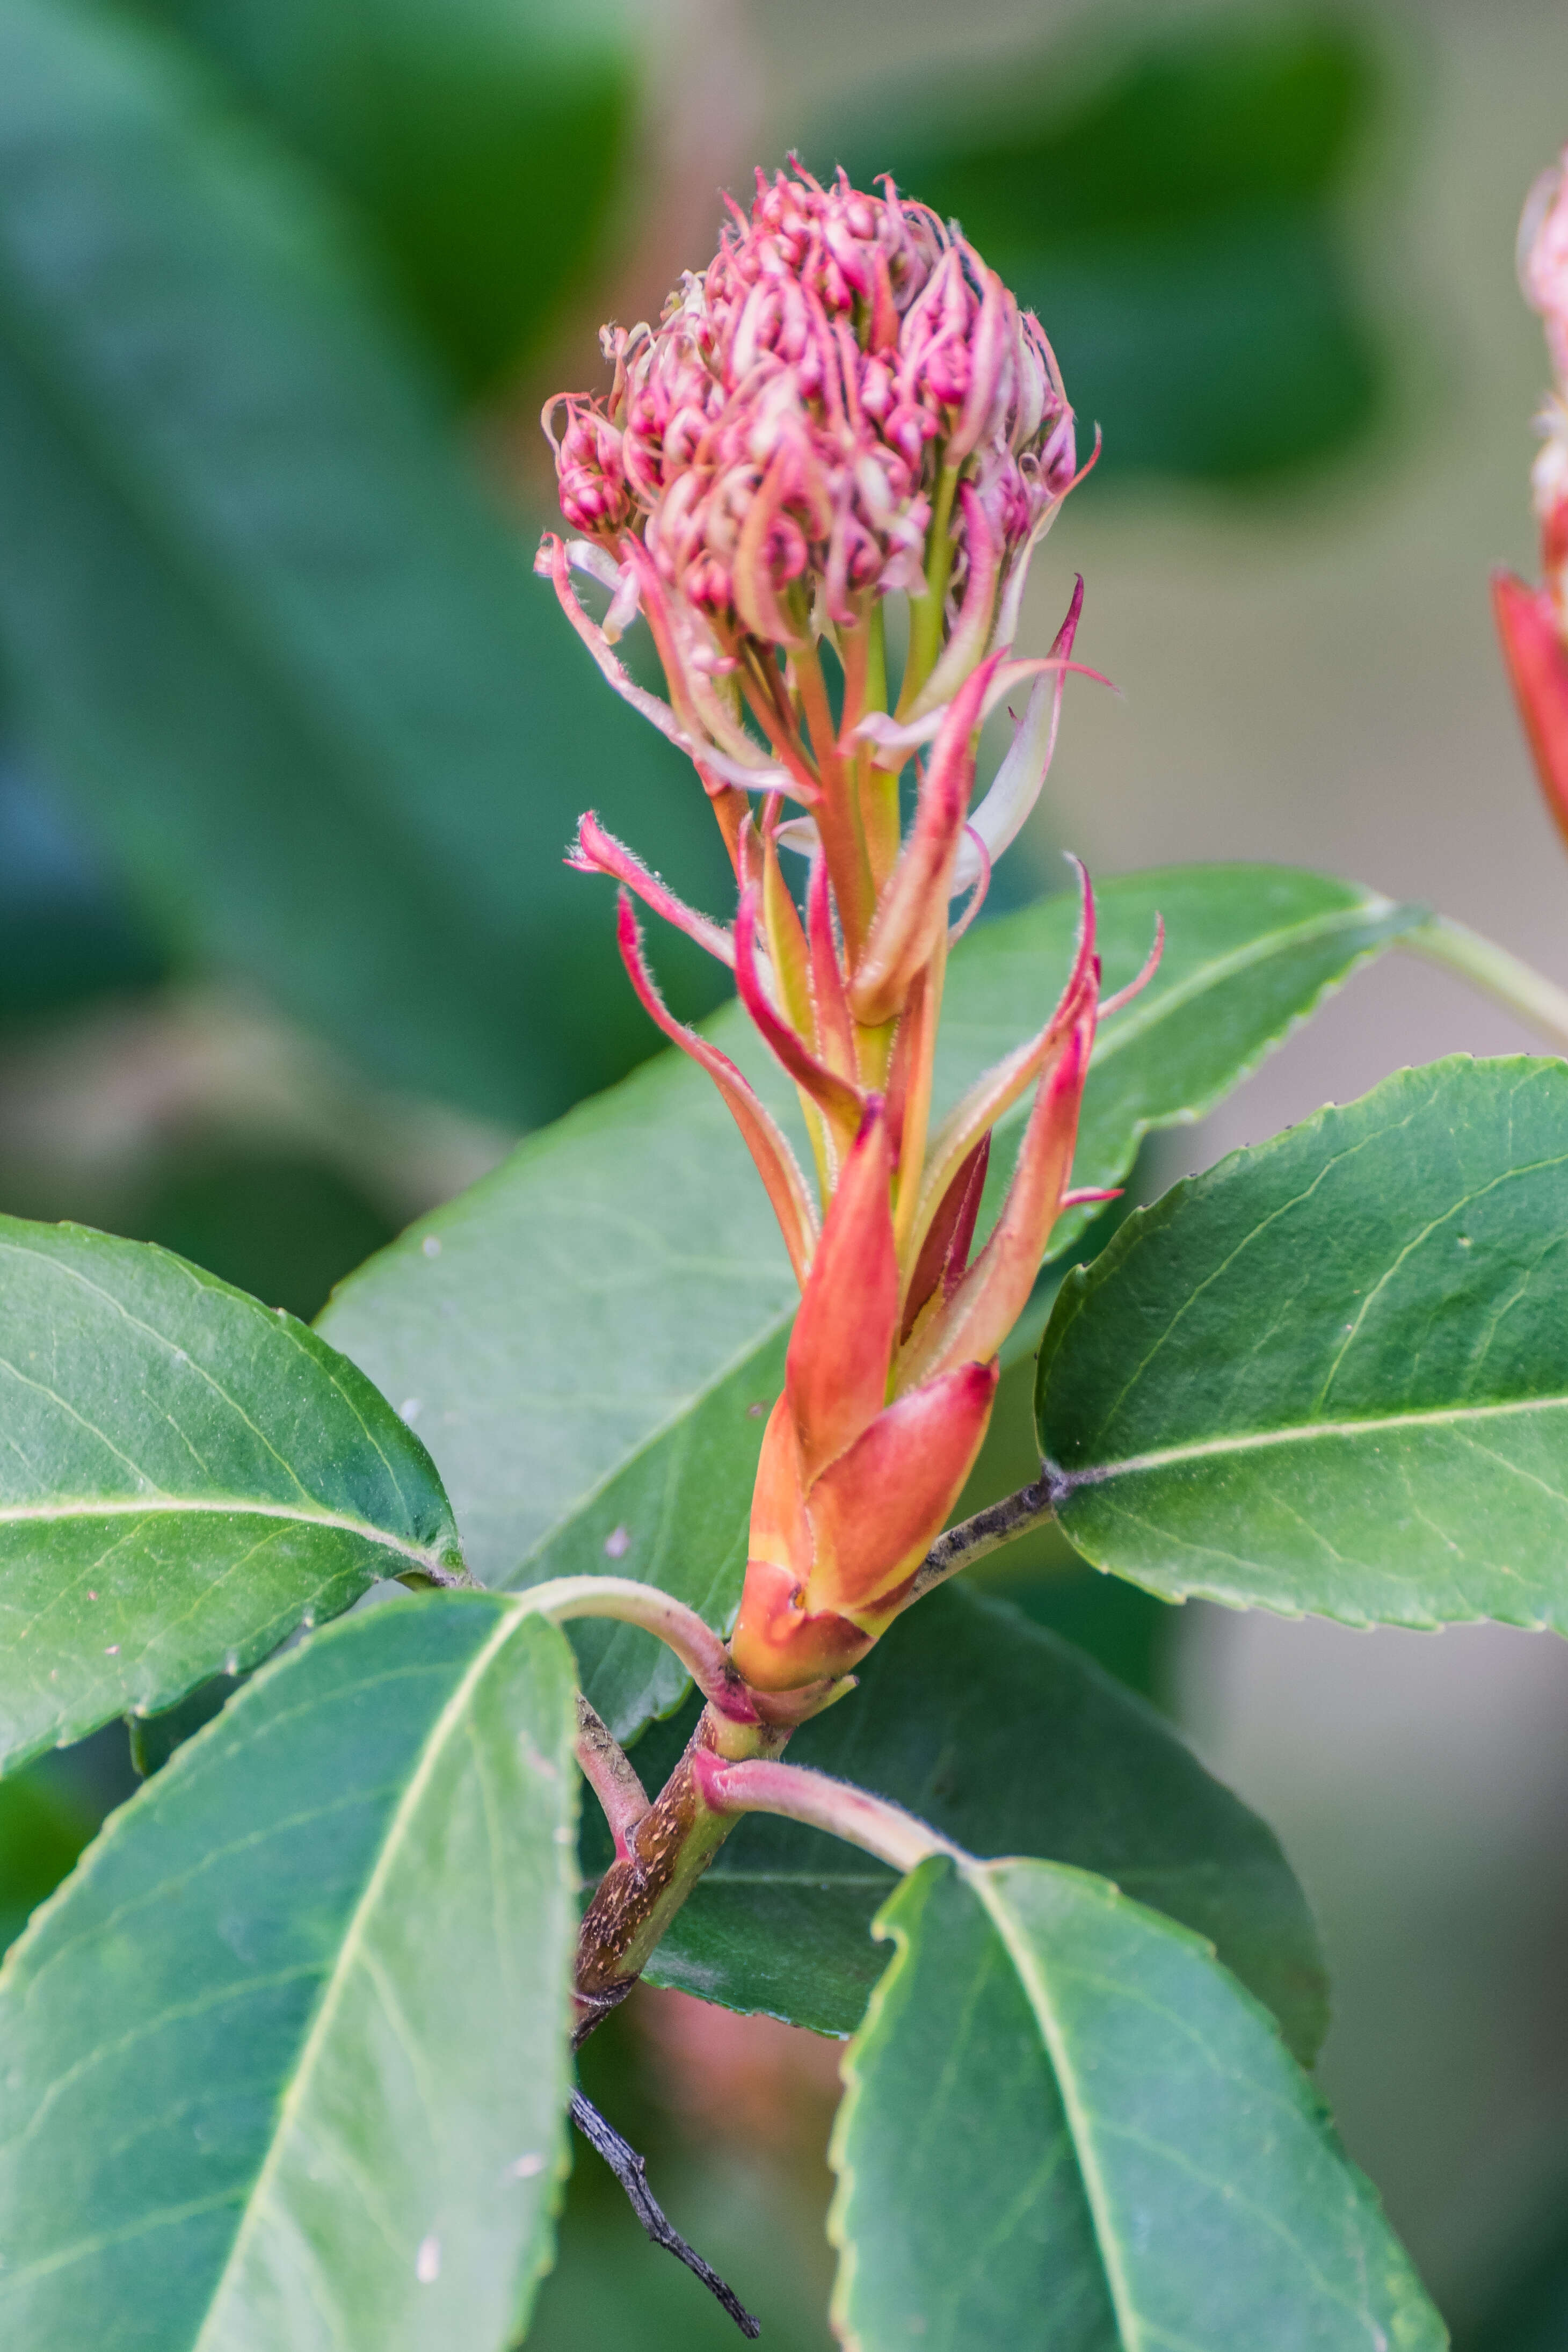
[2,0,1568,2342]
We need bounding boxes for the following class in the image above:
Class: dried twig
[569,2088,760,2338]
[909,1469,1058,1600]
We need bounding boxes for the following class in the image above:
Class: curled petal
[947,827,992,943]
[614,891,818,1286]
[952,577,1084,890]
[735,888,866,1145]
[539,533,694,756]
[562,537,623,593]
[805,1359,999,1614]
[848,654,1003,1026]
[948,266,1011,463]
[853,651,1107,773]
[568,812,735,966]
[1493,569,1568,851]
[734,441,811,645]
[1099,914,1164,1018]
[773,815,821,858]
[785,1102,899,1483]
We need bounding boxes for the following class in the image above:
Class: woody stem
[571,1700,793,2040]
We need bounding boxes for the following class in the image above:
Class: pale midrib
[0,1493,449,1576]
[189,1605,529,2349]
[970,1865,1142,2351]
[1057,1390,1568,1487]
[1090,898,1406,1061]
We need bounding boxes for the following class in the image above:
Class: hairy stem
[693,1750,963,1875]
[526,1576,760,1723]
[909,1471,1056,1599]
[1405,916,1568,1051]
[575,1696,649,1860]
[570,2089,760,2338]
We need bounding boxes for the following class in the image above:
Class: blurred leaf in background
[0,737,165,1021]
[0,0,729,1132]
[818,2,1388,483]
[123,0,639,395]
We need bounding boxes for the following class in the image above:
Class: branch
[909,1470,1057,1600]
[693,1751,963,1876]
[569,2089,760,2339]
[1404,916,1568,1052]
[575,1696,649,1859]
[525,1575,759,1721]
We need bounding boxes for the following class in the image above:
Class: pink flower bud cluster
[546,163,1076,645]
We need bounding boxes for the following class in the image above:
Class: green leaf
[0,1589,579,2351]
[950,864,1426,1260]
[0,0,727,1126]
[1039,1054,1568,1628]
[0,1215,461,1771]
[130,0,639,393]
[322,865,1424,1738]
[606,1583,1327,2063]
[831,1855,1443,2352]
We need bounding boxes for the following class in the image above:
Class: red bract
[1498,152,1568,845]
[545,164,1156,1693]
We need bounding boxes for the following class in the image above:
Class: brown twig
[908,1469,1059,1601]
[569,2088,760,2338]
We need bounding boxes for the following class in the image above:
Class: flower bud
[548,163,1152,1702]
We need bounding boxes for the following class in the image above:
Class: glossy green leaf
[1039,1055,1568,1627]
[0,1215,461,1771]
[0,0,727,1125]
[132,0,638,393]
[323,865,1423,1738]
[0,1590,578,2351]
[831,1855,1443,2352]
[602,1584,1327,2062]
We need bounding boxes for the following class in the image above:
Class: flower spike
[546,163,1105,1698]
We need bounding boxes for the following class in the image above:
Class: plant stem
[525,1576,759,1722]
[909,1472,1057,1600]
[570,2089,760,2338]
[574,1696,649,1860]
[571,1702,792,2038]
[694,1751,963,1876]
[1404,917,1568,1051]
